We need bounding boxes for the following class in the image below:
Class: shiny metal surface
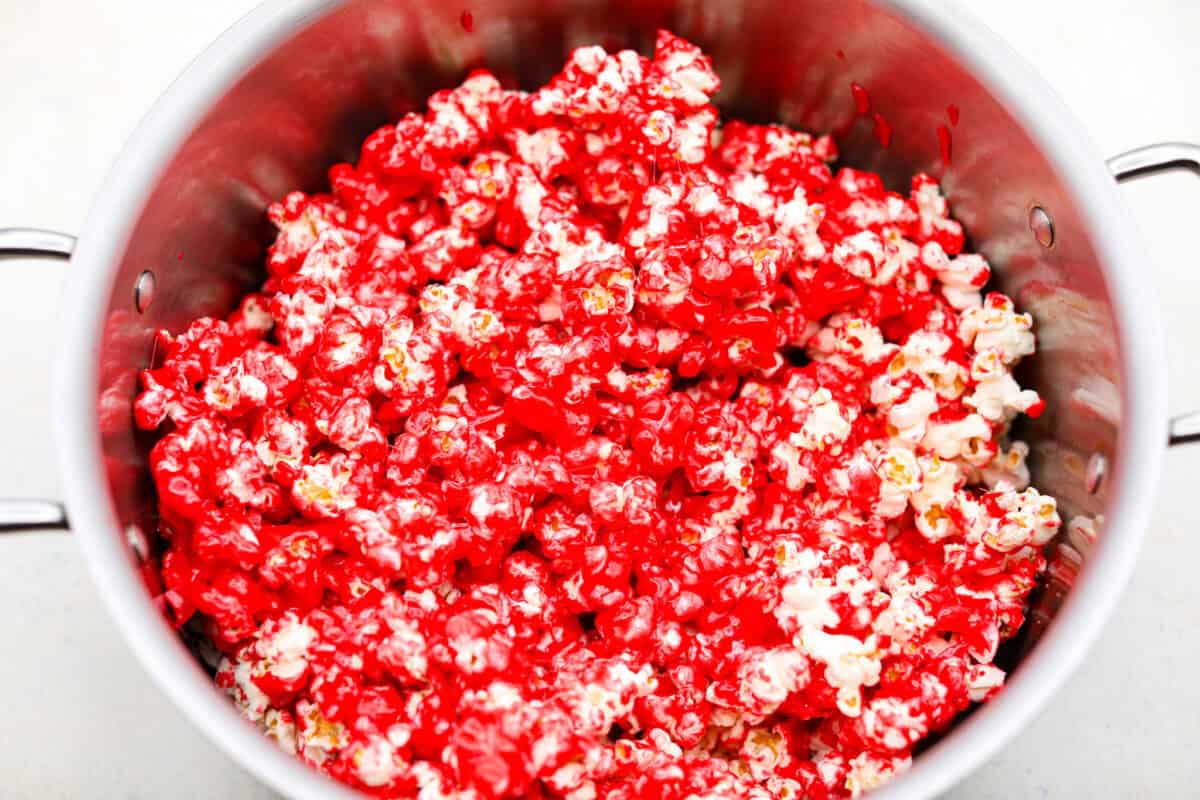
[0,228,76,259]
[89,0,1130,558]
[1084,452,1107,495]
[48,2,1171,799]
[1108,143,1200,447]
[1028,206,1055,248]
[1108,142,1200,182]
[0,233,72,532]
[1168,413,1200,446]
[0,500,68,532]
[133,270,158,314]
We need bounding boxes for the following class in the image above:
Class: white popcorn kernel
[222,656,270,723]
[740,727,789,780]
[482,682,523,711]
[670,109,715,164]
[861,696,928,751]
[934,252,989,310]
[832,231,885,283]
[768,439,813,492]
[353,736,404,787]
[513,128,571,179]
[264,709,297,753]
[730,172,775,218]
[887,389,938,445]
[965,347,1041,422]
[797,630,882,717]
[891,331,967,400]
[967,663,1006,702]
[778,573,839,633]
[979,440,1031,490]
[874,447,923,519]
[922,413,993,465]
[657,44,720,107]
[773,189,827,260]
[845,752,911,797]
[297,228,360,287]
[375,316,437,395]
[837,318,895,364]
[377,613,429,682]
[907,455,964,541]
[296,701,348,765]
[959,294,1035,363]
[571,45,606,75]
[982,487,1061,551]
[292,460,356,517]
[796,388,853,451]
[257,615,317,682]
[873,576,935,650]
[731,647,811,715]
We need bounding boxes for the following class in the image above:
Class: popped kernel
[136,31,1058,800]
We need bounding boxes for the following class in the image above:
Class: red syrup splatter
[850,82,871,115]
[936,124,953,166]
[872,113,893,148]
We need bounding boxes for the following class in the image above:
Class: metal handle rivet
[1085,453,1107,495]
[125,524,149,563]
[134,270,157,313]
[1029,206,1055,248]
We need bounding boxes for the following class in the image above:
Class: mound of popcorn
[135,31,1059,799]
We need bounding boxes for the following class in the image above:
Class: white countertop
[2,1,1198,797]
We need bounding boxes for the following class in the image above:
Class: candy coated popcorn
[137,32,1061,799]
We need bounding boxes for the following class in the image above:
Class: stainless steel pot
[1,1,1195,797]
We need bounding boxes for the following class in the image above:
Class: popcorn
[264,709,297,753]
[729,647,811,717]
[981,487,1062,552]
[858,696,929,752]
[800,630,883,717]
[904,331,967,395]
[933,251,990,310]
[844,752,911,798]
[910,455,965,541]
[740,727,790,780]
[873,575,936,649]
[959,292,1036,363]
[291,456,359,518]
[979,441,1031,490]
[795,388,854,452]
[353,736,406,788]
[135,31,1057,800]
[217,656,270,723]
[922,413,995,466]
[887,389,939,445]
[966,663,1006,702]
[875,447,922,518]
[297,701,349,765]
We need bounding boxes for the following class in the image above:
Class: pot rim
[51,1,1168,798]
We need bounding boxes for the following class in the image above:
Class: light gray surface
[1,1,1198,797]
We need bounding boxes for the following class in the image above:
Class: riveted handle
[1108,144,1200,447]
[0,228,74,531]
[1109,143,1200,183]
[0,228,76,259]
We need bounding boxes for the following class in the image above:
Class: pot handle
[0,228,75,531]
[1108,143,1200,447]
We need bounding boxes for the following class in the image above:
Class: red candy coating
[137,31,1058,800]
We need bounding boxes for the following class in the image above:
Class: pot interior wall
[95,0,1120,693]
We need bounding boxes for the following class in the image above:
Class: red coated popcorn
[137,32,1062,799]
